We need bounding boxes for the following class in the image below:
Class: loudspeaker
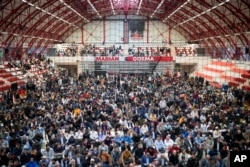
[11,83,18,92]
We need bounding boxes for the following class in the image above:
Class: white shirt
[90,130,98,140]
[159,99,167,109]
[140,125,149,135]
[190,110,199,119]
[117,130,124,137]
[109,128,116,137]
[164,138,174,151]
[200,123,208,133]
[213,129,221,139]
[75,131,83,140]
[119,119,126,126]
[200,115,207,122]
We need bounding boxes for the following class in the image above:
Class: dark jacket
[187,157,199,167]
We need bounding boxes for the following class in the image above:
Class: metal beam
[171,1,234,58]
[87,0,102,18]
[60,0,90,22]
[21,0,78,27]
[150,0,165,18]
[10,0,58,55]
[170,10,222,57]
[174,0,230,28]
[0,2,28,30]
[194,0,249,49]
[110,0,116,15]
[163,0,190,23]
[136,0,143,15]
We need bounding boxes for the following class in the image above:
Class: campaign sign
[230,151,250,167]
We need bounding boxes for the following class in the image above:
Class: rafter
[60,0,90,22]
[136,0,143,15]
[87,0,102,18]
[0,31,62,42]
[21,0,78,27]
[192,31,250,42]
[109,0,116,15]
[163,0,190,23]
[174,0,230,28]
[150,0,165,18]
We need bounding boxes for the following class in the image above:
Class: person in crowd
[145,146,158,160]
[74,150,85,167]
[157,153,169,167]
[154,136,165,153]
[178,147,190,166]
[42,144,55,161]
[186,151,199,167]
[99,149,112,167]
[26,156,39,167]
[144,134,154,148]
[61,155,70,167]
[205,133,214,153]
[133,142,144,165]
[184,135,193,152]
[39,155,50,167]
[120,147,135,167]
[222,152,230,167]
[168,142,180,154]
[111,145,121,167]
[164,134,174,152]
[20,148,31,166]
[141,151,153,167]
[98,141,109,153]
[68,159,78,167]
[168,150,179,167]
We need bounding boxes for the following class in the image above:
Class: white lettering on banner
[132,56,154,61]
[234,155,247,162]
[96,56,119,61]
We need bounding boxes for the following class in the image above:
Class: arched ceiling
[0,0,249,58]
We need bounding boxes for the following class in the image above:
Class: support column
[103,17,106,44]
[168,28,171,44]
[124,15,129,44]
[147,17,149,43]
[168,28,172,57]
[82,26,84,45]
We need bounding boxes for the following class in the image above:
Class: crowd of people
[79,44,123,57]
[0,62,250,167]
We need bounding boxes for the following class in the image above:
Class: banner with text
[95,56,125,62]
[125,56,173,62]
